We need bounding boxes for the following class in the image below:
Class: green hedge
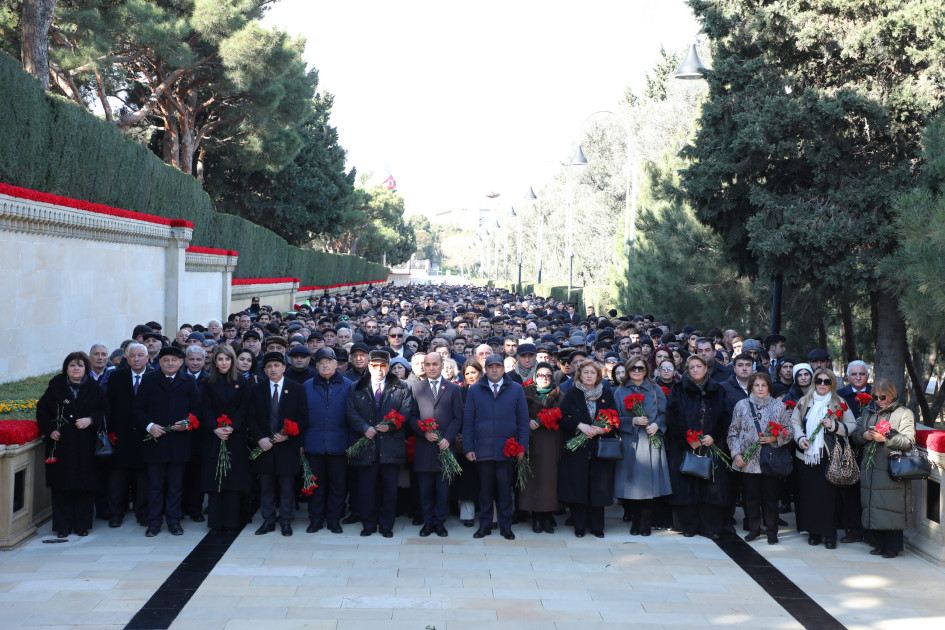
[486,280,619,318]
[0,52,387,284]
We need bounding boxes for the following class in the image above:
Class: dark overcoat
[557,385,617,507]
[345,372,412,467]
[199,378,251,492]
[106,367,151,469]
[409,378,463,473]
[249,378,308,476]
[134,371,200,464]
[518,385,562,512]
[36,374,108,491]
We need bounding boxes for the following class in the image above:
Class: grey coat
[851,402,915,531]
[613,380,672,500]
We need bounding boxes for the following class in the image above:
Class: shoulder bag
[749,403,793,478]
[888,446,931,481]
[94,427,114,458]
[825,436,859,486]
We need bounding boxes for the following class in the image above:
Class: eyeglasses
[629,366,647,372]
[814,378,832,385]
[659,366,674,372]
[875,394,889,401]
[536,373,553,379]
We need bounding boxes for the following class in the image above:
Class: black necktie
[270,384,280,433]
[133,374,141,394]
[431,379,439,401]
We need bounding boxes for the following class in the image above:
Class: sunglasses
[659,366,674,372]
[875,394,889,402]
[536,373,553,379]
[814,378,832,385]
[389,333,404,338]
[629,366,647,372]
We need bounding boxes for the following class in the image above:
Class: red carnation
[784,400,797,409]
[282,419,299,436]
[522,379,535,388]
[660,386,671,397]
[383,410,405,430]
[623,393,646,410]
[854,392,872,406]
[839,401,848,411]
[504,437,525,458]
[187,413,200,430]
[217,414,232,428]
[537,408,561,431]
[107,432,117,445]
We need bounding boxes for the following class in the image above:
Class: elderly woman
[851,379,916,558]
[727,372,793,544]
[442,357,460,385]
[666,354,728,539]
[519,362,563,533]
[37,351,109,538]
[614,357,671,536]
[558,361,618,538]
[791,368,856,549]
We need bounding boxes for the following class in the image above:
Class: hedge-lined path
[1,506,944,629]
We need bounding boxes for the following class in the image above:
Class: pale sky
[262,0,701,222]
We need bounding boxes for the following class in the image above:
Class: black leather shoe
[57,531,69,539]
[808,535,821,546]
[145,527,159,537]
[825,538,837,549]
[473,527,490,538]
[841,534,864,544]
[682,532,696,538]
[574,529,585,538]
[306,522,322,533]
[745,530,761,542]
[281,523,292,536]
[501,529,515,540]
[882,551,898,558]
[109,519,122,528]
[419,524,433,537]
[255,521,275,535]
[630,525,641,536]
[462,519,475,528]
[76,530,89,537]
[592,531,604,539]
[870,548,883,555]
[137,517,148,526]
[435,524,448,537]
[169,524,183,536]
[767,535,779,545]
[342,514,360,524]
[542,519,554,534]
[360,527,374,537]
[641,527,651,536]
[190,513,205,523]
[380,529,393,538]
[328,524,343,534]
[532,520,542,533]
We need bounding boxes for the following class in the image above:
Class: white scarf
[804,392,831,465]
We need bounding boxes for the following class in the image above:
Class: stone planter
[905,431,945,566]
[0,438,50,550]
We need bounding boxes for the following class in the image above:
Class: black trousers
[108,466,149,522]
[305,453,348,526]
[742,473,780,535]
[147,462,185,528]
[674,503,724,537]
[837,483,863,535]
[51,489,94,533]
[359,462,398,532]
[570,503,605,533]
[183,455,205,518]
[417,470,449,526]
[259,473,295,524]
[871,529,904,554]
[476,460,514,531]
[207,491,241,530]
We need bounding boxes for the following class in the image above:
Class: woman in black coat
[519,363,563,533]
[36,352,109,537]
[558,360,618,538]
[665,354,730,539]
[453,360,483,526]
[200,345,251,533]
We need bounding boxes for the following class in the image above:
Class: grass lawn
[0,373,55,421]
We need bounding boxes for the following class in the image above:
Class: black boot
[640,507,652,536]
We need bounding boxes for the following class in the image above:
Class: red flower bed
[185,246,238,257]
[0,420,41,446]
[231,277,300,286]
[916,429,945,454]
[0,182,194,229]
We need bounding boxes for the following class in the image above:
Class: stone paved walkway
[1,506,943,629]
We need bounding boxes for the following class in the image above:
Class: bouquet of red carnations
[624,393,661,448]
[249,418,299,460]
[687,429,732,470]
[215,414,232,491]
[504,437,531,490]
[417,417,463,483]
[300,453,318,496]
[863,418,891,472]
[346,410,405,458]
[144,413,199,442]
[537,408,561,431]
[808,403,846,443]
[565,408,619,452]
[743,421,787,463]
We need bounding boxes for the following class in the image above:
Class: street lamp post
[525,186,542,284]
[567,146,587,302]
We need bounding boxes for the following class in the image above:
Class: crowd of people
[35,285,916,558]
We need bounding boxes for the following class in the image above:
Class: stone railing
[906,427,945,566]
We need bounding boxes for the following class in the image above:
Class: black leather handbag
[681,448,713,480]
[750,404,793,478]
[595,435,623,460]
[94,428,114,458]
[888,446,931,481]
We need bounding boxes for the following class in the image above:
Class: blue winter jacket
[461,375,530,462]
[302,372,353,455]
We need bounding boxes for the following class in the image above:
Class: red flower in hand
[383,410,405,430]
[187,413,200,430]
[107,432,118,445]
[784,400,797,409]
[839,402,848,411]
[874,419,892,435]
[282,419,300,436]
[418,418,439,434]
[522,379,535,388]
[623,393,645,410]
[687,429,702,443]
[217,414,232,428]
[537,408,561,431]
[854,392,872,406]
[504,437,525,458]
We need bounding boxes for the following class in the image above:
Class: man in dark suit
[409,352,463,537]
[135,346,200,537]
[182,345,209,522]
[106,342,152,527]
[250,352,309,536]
[836,359,871,543]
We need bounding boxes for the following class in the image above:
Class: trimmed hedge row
[0,52,386,285]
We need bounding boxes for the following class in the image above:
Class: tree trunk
[817,317,827,352]
[904,340,930,422]
[20,0,58,90]
[838,289,857,363]
[871,288,907,396]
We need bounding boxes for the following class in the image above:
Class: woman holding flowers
[37,351,108,538]
[614,358,671,536]
[727,372,793,544]
[665,354,729,539]
[851,379,915,558]
[200,345,251,534]
[519,362,563,534]
[791,368,856,549]
[558,361,618,538]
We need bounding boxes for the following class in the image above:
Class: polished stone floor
[1,506,944,630]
